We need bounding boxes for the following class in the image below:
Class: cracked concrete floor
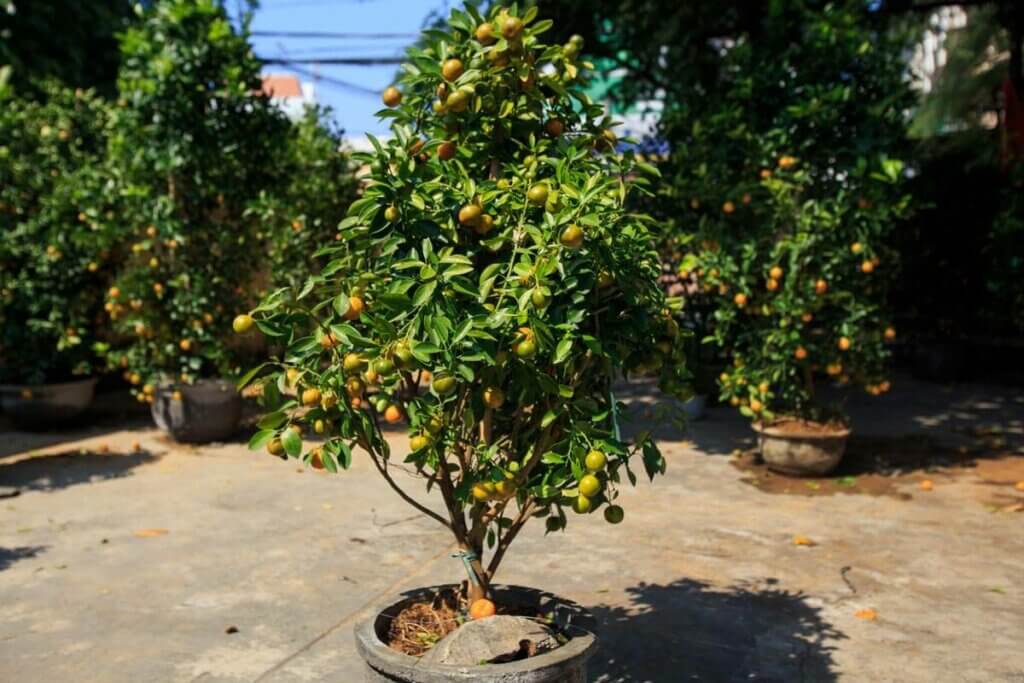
[1,375,1023,682]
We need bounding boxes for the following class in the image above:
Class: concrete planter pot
[151,379,242,443]
[355,584,598,683]
[681,394,707,421]
[0,377,98,428]
[753,421,851,477]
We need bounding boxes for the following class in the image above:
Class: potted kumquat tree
[237,4,687,678]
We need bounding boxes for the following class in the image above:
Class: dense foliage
[242,4,688,596]
[0,82,119,384]
[250,106,360,291]
[102,0,291,397]
[660,2,914,422]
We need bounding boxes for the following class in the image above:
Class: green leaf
[281,428,302,458]
[248,429,274,451]
[412,280,438,307]
[258,411,288,430]
[554,337,573,365]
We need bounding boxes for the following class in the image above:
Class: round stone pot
[151,379,242,443]
[355,584,598,683]
[753,421,851,477]
[681,394,707,421]
[0,377,98,428]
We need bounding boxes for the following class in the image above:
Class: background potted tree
[238,4,687,678]
[101,0,291,443]
[0,80,118,426]
[660,2,913,475]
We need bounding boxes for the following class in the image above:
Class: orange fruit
[722,201,735,214]
[483,387,505,409]
[778,155,797,169]
[384,404,403,423]
[311,448,325,470]
[267,438,284,456]
[302,388,321,406]
[179,339,192,352]
[471,484,491,502]
[475,22,496,45]
[469,598,497,620]
[344,296,365,320]
[579,474,601,497]
[527,183,549,206]
[474,214,495,235]
[320,333,338,349]
[108,286,120,299]
[794,346,808,360]
[850,242,863,254]
[585,449,606,471]
[442,58,464,81]
[769,266,783,280]
[861,260,875,274]
[501,16,524,39]
[382,86,402,107]
[749,399,763,412]
[838,337,851,351]
[384,205,399,222]
[545,119,564,137]
[409,434,431,451]
[559,224,584,248]
[741,192,752,205]
[815,279,828,295]
[733,293,747,307]
[760,169,771,180]
[437,140,457,161]
[766,278,779,292]
[458,204,482,226]
[343,353,364,371]
[801,312,814,323]
[572,494,592,514]
[233,314,254,334]
[884,327,896,341]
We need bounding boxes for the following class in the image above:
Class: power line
[261,56,404,65]
[251,30,418,39]
[270,62,382,97]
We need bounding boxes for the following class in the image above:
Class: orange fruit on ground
[920,480,934,492]
[469,598,497,620]
[383,404,403,423]
[344,296,365,320]
[382,86,402,107]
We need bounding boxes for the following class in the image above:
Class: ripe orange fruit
[469,598,497,620]
[766,278,779,292]
[437,140,456,161]
[778,155,797,169]
[733,293,747,307]
[344,296,365,320]
[442,58,464,81]
[475,22,496,45]
[483,386,505,409]
[382,86,402,107]
[884,327,896,341]
[384,404,403,423]
[722,201,735,214]
[343,353,364,371]
[310,448,325,470]
[267,438,284,456]
[769,266,783,280]
[302,388,322,406]
[801,312,813,323]
[827,363,843,376]
[838,337,851,351]
[409,434,431,451]
[446,89,469,112]
[233,314,254,334]
[742,193,752,205]
[850,242,863,254]
[815,279,828,295]
[861,260,875,274]
[501,16,524,39]
[179,339,193,352]
[458,203,482,226]
[474,214,495,235]
[794,346,808,360]
[108,286,120,299]
[750,399,763,412]
[559,224,584,249]
[346,377,365,397]
[471,484,491,502]
[758,382,770,394]
[545,119,564,137]
[320,333,338,349]
[760,169,771,180]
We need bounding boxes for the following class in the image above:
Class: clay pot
[355,584,598,683]
[0,377,98,428]
[150,379,242,443]
[753,420,851,476]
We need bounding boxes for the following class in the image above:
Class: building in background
[261,74,316,121]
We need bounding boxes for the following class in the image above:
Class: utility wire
[261,56,404,65]
[271,62,382,97]
[251,30,417,39]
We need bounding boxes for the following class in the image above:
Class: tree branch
[486,499,536,578]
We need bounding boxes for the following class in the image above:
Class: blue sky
[237,0,453,140]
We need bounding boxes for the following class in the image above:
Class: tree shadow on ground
[0,545,47,571]
[0,448,160,493]
[590,577,844,683]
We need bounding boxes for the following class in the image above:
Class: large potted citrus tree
[0,80,118,426]
[237,4,686,678]
[661,2,913,475]
[101,0,290,442]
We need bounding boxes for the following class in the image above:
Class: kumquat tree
[238,4,689,602]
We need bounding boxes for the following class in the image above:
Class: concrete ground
[1,375,1023,682]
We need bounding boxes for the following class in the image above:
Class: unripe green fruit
[527,184,549,206]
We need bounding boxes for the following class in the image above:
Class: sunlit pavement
[1,374,1022,682]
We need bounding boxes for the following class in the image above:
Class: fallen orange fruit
[854,608,878,621]
[469,598,496,620]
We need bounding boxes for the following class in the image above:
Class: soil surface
[758,418,849,435]
[387,591,461,656]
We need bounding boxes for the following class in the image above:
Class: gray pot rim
[753,420,851,440]
[0,376,99,393]
[355,584,598,681]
